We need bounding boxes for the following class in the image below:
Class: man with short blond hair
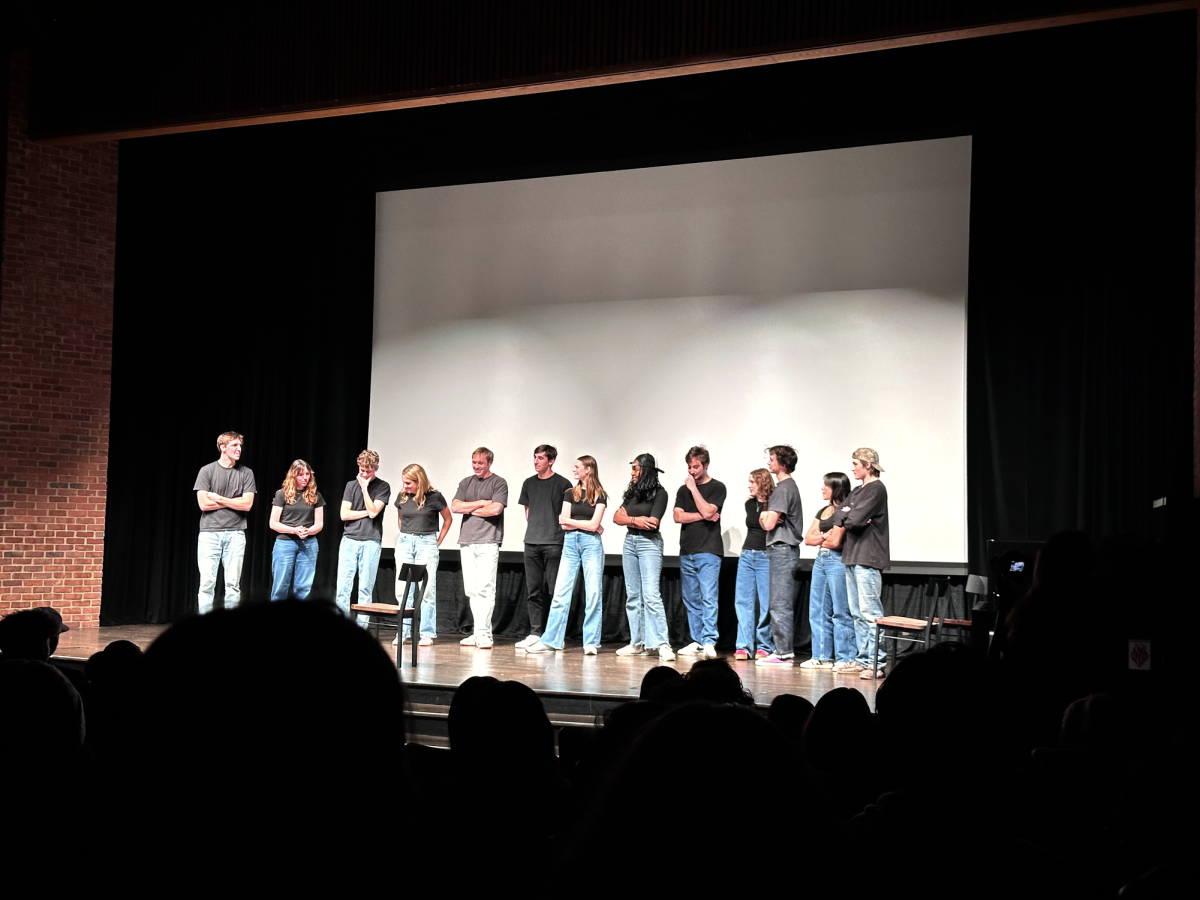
[335,449,390,627]
[194,431,257,615]
[452,447,508,649]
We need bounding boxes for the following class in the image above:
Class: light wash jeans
[397,532,439,639]
[846,564,886,667]
[680,552,721,647]
[460,542,500,642]
[622,532,668,649]
[809,548,855,663]
[540,531,604,649]
[766,542,798,657]
[335,537,382,627]
[197,529,246,615]
[734,548,773,653]
[270,536,318,601]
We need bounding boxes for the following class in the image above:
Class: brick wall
[0,52,118,626]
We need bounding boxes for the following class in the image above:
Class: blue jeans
[541,531,604,648]
[846,564,886,667]
[734,548,773,652]
[809,548,855,663]
[396,532,439,638]
[766,543,798,657]
[680,552,721,647]
[270,536,319,601]
[197,529,246,615]
[622,532,668,649]
[335,537,382,627]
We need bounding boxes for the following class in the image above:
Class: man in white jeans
[194,431,257,615]
[452,447,508,649]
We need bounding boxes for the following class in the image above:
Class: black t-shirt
[394,490,448,535]
[341,478,391,542]
[272,489,325,543]
[565,488,608,522]
[675,478,727,557]
[833,480,890,570]
[743,497,767,551]
[518,473,574,545]
[620,487,669,536]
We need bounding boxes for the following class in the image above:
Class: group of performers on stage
[193,433,891,675]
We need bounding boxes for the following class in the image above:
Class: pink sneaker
[754,648,771,660]
[733,648,750,660]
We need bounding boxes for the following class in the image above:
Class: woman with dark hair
[733,468,776,661]
[393,463,452,646]
[526,456,608,655]
[803,471,855,671]
[269,460,325,600]
[613,454,675,660]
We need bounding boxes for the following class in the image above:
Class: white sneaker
[476,637,493,650]
[799,658,833,670]
[525,640,555,653]
[702,644,717,659]
[658,645,676,661]
[583,644,598,655]
[417,637,433,647]
[615,643,646,657]
[392,635,411,646]
[515,634,541,649]
[677,642,703,656]
[459,635,478,646]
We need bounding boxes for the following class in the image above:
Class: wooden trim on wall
[40,0,1197,146]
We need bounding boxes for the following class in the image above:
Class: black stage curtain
[101,13,1194,627]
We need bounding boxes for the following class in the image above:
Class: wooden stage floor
[54,625,881,708]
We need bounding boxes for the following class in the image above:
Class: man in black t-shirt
[516,444,574,649]
[673,445,726,658]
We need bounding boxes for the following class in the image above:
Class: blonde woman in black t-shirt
[525,456,608,655]
[392,464,452,646]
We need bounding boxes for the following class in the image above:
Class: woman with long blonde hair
[393,463,452,646]
[732,468,775,660]
[269,460,325,600]
[525,456,608,655]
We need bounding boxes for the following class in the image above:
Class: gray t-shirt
[766,476,803,547]
[341,478,391,542]
[454,473,509,544]
[194,461,257,532]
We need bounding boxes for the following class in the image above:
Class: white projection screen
[370,137,970,563]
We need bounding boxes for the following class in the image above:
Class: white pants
[460,542,500,641]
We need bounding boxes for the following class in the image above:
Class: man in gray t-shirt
[193,431,257,615]
[451,447,508,649]
[757,444,802,666]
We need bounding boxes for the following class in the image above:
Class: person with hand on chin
[334,450,390,628]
